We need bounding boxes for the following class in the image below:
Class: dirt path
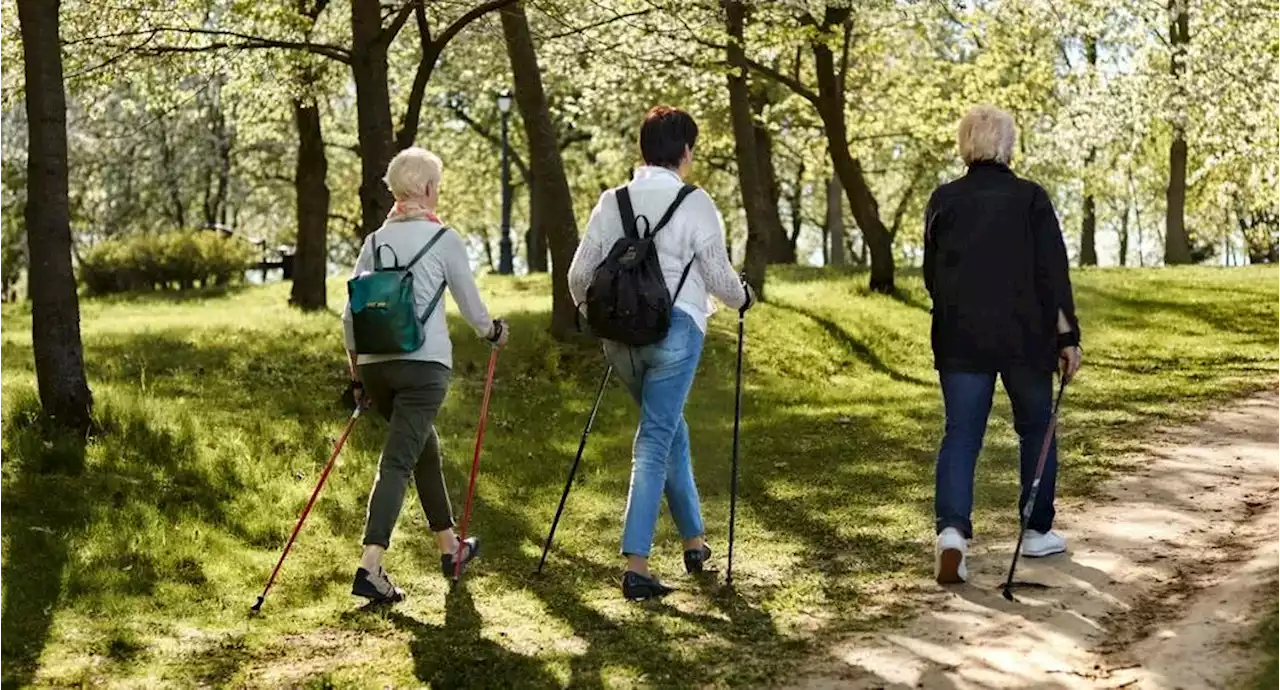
[795,393,1279,690]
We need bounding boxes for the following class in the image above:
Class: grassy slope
[1,266,1275,688]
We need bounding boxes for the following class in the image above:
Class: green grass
[1,266,1276,688]
[1246,586,1279,690]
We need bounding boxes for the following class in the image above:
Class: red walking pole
[453,347,499,584]
[251,405,364,613]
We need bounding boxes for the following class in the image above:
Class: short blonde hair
[957,106,1016,165]
[384,147,443,199]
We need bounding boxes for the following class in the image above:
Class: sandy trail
[794,393,1279,690]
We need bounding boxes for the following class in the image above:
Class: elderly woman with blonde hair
[341,146,509,603]
[923,106,1083,584]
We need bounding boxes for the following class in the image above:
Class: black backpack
[584,183,698,346]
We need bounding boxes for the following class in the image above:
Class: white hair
[383,147,443,200]
[957,106,1016,165]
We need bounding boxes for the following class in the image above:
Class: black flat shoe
[352,566,405,604]
[622,571,674,601]
[684,544,713,574]
[441,537,481,579]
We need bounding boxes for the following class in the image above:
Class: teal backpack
[347,226,449,354]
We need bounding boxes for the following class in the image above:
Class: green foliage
[78,231,256,295]
[0,267,1275,686]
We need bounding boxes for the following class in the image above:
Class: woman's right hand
[486,319,510,348]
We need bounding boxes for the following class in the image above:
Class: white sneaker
[935,527,968,584]
[1020,530,1067,558]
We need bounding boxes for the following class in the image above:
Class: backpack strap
[371,230,401,271]
[404,227,450,271]
[649,184,698,238]
[672,259,695,302]
[419,279,448,325]
[615,186,639,240]
[405,227,451,324]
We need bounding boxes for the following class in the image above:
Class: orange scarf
[387,198,441,224]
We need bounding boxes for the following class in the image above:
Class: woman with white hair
[923,106,1082,584]
[341,146,509,603]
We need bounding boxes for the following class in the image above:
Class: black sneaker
[440,537,481,579]
[621,571,675,601]
[351,566,405,603]
[683,544,713,574]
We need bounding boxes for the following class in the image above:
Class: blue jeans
[936,369,1057,539]
[603,310,706,557]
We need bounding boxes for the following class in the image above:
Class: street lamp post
[497,90,514,275]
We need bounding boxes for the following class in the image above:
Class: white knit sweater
[567,166,747,333]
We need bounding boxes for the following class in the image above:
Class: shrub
[79,232,256,294]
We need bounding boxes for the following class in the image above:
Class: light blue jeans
[603,309,706,557]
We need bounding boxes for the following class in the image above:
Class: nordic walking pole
[454,346,499,585]
[1002,376,1068,601]
[536,364,612,574]
[251,404,364,613]
[725,304,746,588]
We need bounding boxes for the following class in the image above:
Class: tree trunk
[1080,36,1098,267]
[825,175,846,266]
[1080,193,1097,266]
[1118,197,1130,267]
[1136,200,1146,267]
[748,89,793,264]
[1164,1,1192,264]
[722,0,769,296]
[500,2,578,338]
[18,0,93,434]
[810,15,893,291]
[290,100,330,311]
[787,159,805,254]
[351,0,395,238]
[159,126,186,228]
[525,209,548,272]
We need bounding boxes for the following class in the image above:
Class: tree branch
[397,0,516,150]
[325,141,361,155]
[543,8,654,40]
[837,14,853,91]
[889,161,927,239]
[380,1,417,45]
[304,0,331,22]
[81,26,351,62]
[559,128,591,151]
[447,101,531,183]
[436,0,517,49]
[416,0,431,47]
[744,57,819,105]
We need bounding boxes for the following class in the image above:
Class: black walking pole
[725,305,746,587]
[535,364,613,574]
[1001,376,1068,601]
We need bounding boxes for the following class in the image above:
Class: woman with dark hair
[924,105,1083,585]
[568,106,754,600]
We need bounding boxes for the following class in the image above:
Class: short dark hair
[639,106,698,168]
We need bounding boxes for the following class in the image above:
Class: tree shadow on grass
[0,440,90,688]
[767,300,932,387]
[0,393,234,687]
[435,493,802,688]
[87,284,251,306]
[383,587,562,689]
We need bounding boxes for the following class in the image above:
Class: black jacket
[923,161,1080,373]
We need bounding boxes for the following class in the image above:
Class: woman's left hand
[1059,346,1082,383]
